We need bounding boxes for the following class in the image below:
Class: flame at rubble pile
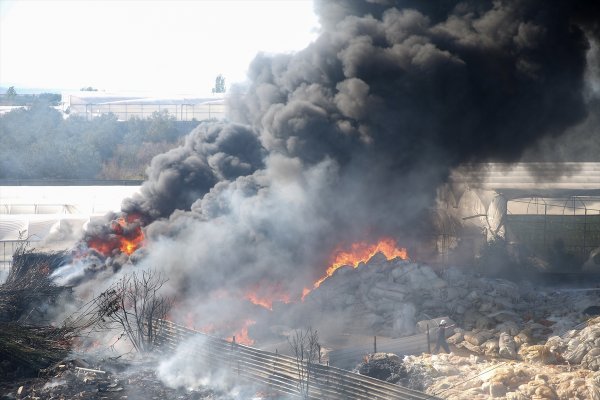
[244,283,292,310]
[188,318,256,346]
[303,238,408,299]
[86,214,145,258]
[227,319,256,346]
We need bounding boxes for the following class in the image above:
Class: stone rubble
[402,348,600,400]
[306,256,600,399]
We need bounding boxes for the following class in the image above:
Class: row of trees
[0,102,198,180]
[2,87,61,106]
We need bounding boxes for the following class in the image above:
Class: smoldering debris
[355,352,407,383]
[287,254,600,399]
[0,248,71,324]
[0,249,103,382]
[288,255,600,343]
[0,324,74,382]
[0,358,230,400]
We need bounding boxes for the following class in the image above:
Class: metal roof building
[432,163,600,272]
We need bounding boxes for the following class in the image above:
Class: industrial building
[431,163,600,273]
[2,163,600,280]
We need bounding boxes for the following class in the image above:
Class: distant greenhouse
[0,184,141,276]
[61,91,226,121]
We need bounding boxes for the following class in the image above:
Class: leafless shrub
[94,270,173,352]
[288,327,320,399]
[0,242,70,323]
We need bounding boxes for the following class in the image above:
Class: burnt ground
[0,357,284,400]
[0,359,217,400]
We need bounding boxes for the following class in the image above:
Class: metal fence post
[232,336,240,376]
[373,336,377,353]
[427,325,431,354]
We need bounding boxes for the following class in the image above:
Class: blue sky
[0,0,319,94]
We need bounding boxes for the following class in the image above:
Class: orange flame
[190,315,256,346]
[303,238,408,300]
[119,232,144,255]
[245,286,291,310]
[87,215,145,257]
[301,287,311,300]
[227,319,256,345]
[114,217,144,255]
[87,239,115,257]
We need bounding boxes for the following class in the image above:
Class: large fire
[303,238,408,299]
[87,214,145,257]
[244,283,291,310]
[226,319,256,345]
[189,318,256,346]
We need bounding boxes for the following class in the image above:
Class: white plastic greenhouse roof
[62,91,226,106]
[0,185,140,241]
[450,162,600,193]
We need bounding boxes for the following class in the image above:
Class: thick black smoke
[108,0,599,332]
[123,122,265,219]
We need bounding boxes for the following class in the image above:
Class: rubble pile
[354,352,407,383]
[402,347,600,399]
[306,255,599,339]
[306,256,600,398]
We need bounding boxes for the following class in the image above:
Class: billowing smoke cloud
[78,0,599,338]
[123,122,265,220]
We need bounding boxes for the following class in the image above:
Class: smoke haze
[76,0,600,339]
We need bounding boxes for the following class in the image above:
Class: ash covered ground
[2,252,600,400]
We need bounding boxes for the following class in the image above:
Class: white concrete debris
[304,255,600,399]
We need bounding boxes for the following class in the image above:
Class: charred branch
[90,270,173,353]
[0,245,71,324]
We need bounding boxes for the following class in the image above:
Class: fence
[153,319,438,400]
[327,334,430,370]
[507,214,600,268]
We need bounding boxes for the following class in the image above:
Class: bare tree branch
[288,327,320,399]
[86,270,172,353]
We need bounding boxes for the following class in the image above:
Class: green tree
[5,86,17,99]
[4,86,18,104]
[38,93,61,105]
[146,110,178,142]
[212,74,226,93]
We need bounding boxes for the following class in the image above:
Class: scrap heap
[307,254,600,399]
[402,316,600,399]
